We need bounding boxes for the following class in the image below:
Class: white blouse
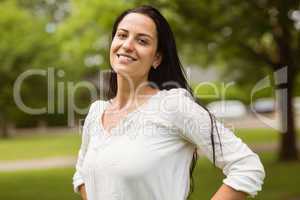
[72,88,265,200]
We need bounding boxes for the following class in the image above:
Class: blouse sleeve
[72,101,100,193]
[163,88,265,198]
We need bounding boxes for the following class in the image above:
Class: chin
[112,65,135,77]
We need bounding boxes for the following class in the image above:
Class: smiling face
[110,13,162,80]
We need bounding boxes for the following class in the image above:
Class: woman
[73,5,265,200]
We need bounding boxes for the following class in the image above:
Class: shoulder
[155,88,193,114]
[82,99,108,127]
[86,99,107,118]
[159,88,209,116]
[160,88,194,106]
[89,99,106,110]
[163,88,193,98]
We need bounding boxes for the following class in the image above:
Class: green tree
[52,0,134,116]
[134,0,299,161]
[56,0,133,78]
[0,1,59,138]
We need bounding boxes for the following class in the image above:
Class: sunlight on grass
[0,133,81,161]
[0,167,81,200]
[0,153,299,200]
[0,128,299,161]
[190,152,300,200]
[235,128,279,144]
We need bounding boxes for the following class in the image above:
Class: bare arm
[78,184,88,200]
[211,184,247,200]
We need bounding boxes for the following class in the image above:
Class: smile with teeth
[117,53,137,62]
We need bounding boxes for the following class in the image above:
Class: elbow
[255,155,266,193]
[257,157,265,185]
[223,154,266,198]
[249,153,266,189]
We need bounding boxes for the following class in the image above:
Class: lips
[117,53,137,61]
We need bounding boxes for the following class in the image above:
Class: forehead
[117,13,157,37]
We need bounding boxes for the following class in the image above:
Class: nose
[122,37,134,52]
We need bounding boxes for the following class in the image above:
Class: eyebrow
[117,28,154,40]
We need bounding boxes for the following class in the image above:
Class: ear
[152,52,162,69]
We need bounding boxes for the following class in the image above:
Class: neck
[112,74,152,109]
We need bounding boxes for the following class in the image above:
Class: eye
[138,38,148,45]
[117,33,127,39]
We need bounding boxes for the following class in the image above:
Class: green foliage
[134,0,299,87]
[56,0,133,79]
[132,1,299,159]
[0,1,60,129]
[1,0,299,140]
[0,0,136,134]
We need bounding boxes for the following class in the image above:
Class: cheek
[140,50,156,65]
[109,42,119,62]
[110,41,117,54]
[109,48,114,66]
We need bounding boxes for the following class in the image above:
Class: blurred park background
[0,0,300,199]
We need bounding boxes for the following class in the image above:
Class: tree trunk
[277,66,298,161]
[0,116,10,138]
[273,0,299,161]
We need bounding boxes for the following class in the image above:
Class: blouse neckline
[98,89,165,136]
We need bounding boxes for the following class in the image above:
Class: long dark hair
[107,5,221,198]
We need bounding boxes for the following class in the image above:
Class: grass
[0,167,80,200]
[190,152,300,200]
[0,129,299,199]
[0,133,81,161]
[0,128,299,161]
[0,153,299,200]
[235,128,280,144]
